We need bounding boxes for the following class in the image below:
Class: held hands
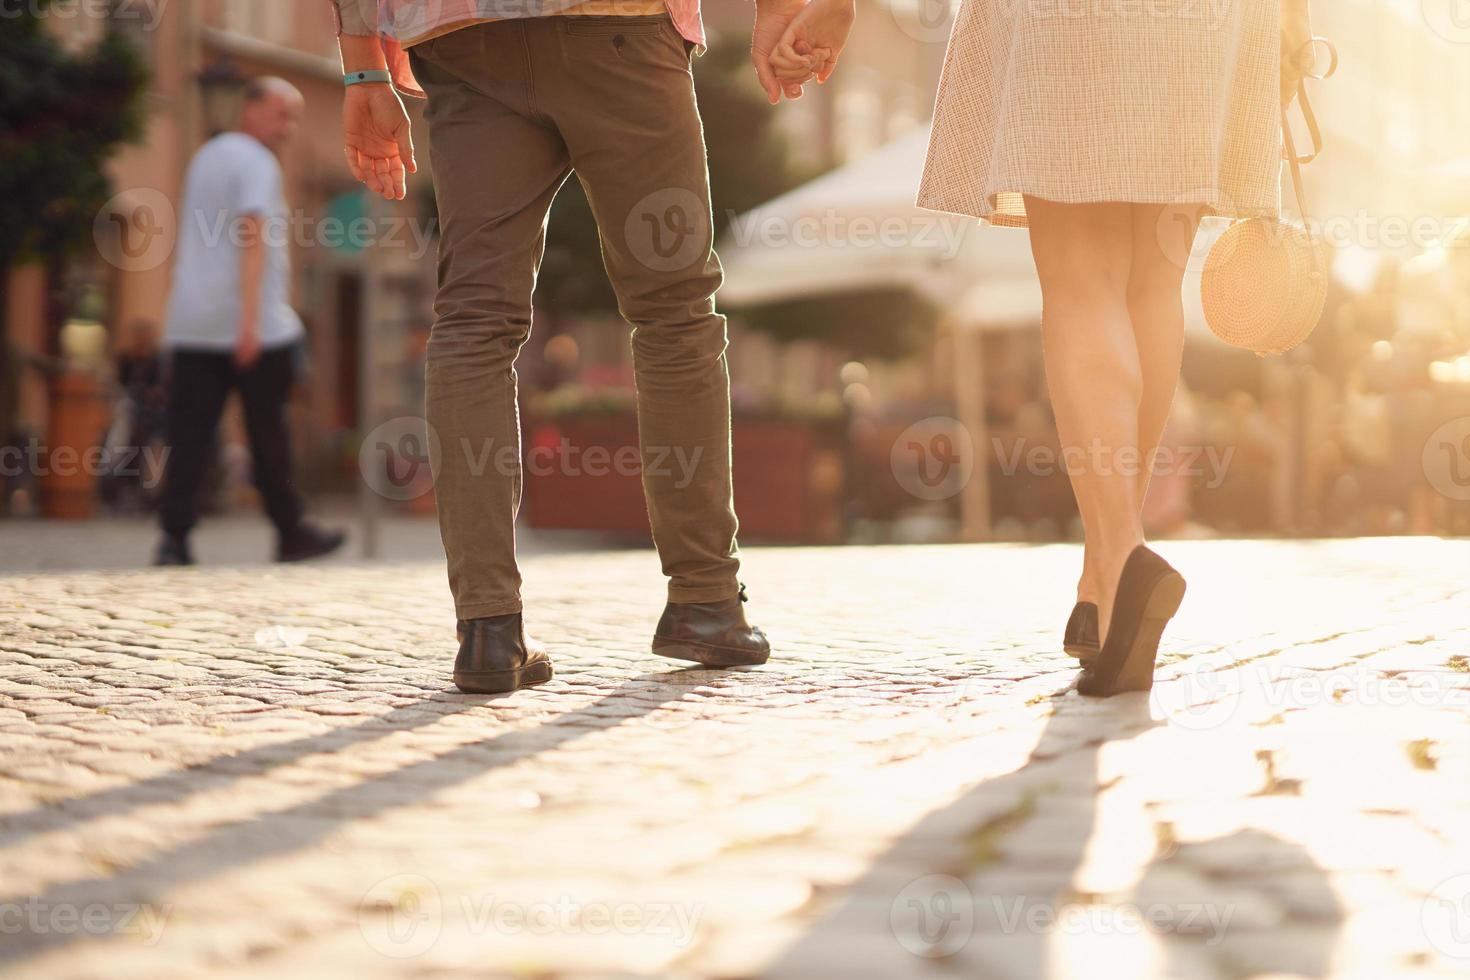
[752,0,810,104]
[753,0,855,104]
[343,83,417,201]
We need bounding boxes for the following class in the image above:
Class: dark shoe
[1063,601,1100,662]
[1078,546,1186,698]
[276,521,347,563]
[153,534,194,566]
[652,585,770,667]
[453,612,553,694]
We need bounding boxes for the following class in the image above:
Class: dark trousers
[158,344,304,538]
[409,17,741,620]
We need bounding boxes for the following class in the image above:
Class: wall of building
[6,0,436,478]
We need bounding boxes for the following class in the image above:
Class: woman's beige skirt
[917,0,1282,227]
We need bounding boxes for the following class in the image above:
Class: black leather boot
[276,521,347,563]
[154,533,194,567]
[652,585,770,667]
[454,612,553,694]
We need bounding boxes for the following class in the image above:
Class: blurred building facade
[4,0,1465,538]
[707,0,1470,541]
[4,0,434,498]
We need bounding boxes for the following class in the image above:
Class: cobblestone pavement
[1,538,1467,978]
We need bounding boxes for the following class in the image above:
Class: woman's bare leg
[1128,203,1201,515]
[1062,204,1202,606]
[1025,197,1142,640]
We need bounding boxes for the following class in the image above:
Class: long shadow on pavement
[0,667,696,966]
[0,694,505,850]
[761,687,1343,978]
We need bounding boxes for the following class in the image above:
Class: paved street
[1,538,1468,978]
[0,508,618,573]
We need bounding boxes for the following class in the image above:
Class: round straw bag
[1202,41,1337,356]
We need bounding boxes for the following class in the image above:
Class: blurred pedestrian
[101,319,166,513]
[154,77,345,566]
[0,339,54,516]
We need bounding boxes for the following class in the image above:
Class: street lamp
[197,58,245,138]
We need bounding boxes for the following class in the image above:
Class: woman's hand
[343,83,417,201]
[1280,0,1312,106]
[770,0,856,89]
[753,0,813,103]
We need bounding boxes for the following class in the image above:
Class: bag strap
[1280,37,1337,221]
[1281,97,1311,219]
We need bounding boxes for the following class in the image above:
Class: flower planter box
[524,413,843,543]
[41,371,109,519]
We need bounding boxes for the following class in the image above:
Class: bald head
[237,76,304,153]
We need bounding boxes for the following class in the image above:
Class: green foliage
[527,44,933,361]
[699,46,812,233]
[742,287,938,361]
[0,0,151,269]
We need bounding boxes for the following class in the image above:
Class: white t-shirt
[164,132,305,351]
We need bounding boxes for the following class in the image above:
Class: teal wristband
[344,69,393,87]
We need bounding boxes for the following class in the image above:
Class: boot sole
[652,638,769,667]
[1080,571,1186,697]
[276,543,345,563]
[453,659,553,694]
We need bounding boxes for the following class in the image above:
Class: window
[221,0,295,45]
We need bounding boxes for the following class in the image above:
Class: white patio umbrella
[717,124,1042,331]
[717,125,1048,540]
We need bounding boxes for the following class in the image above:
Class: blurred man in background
[101,319,166,514]
[154,77,345,566]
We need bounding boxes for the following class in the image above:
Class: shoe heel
[1064,643,1099,666]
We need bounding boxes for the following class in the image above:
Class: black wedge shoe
[1077,546,1185,698]
[1063,601,1100,662]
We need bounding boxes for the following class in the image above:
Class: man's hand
[235,318,261,370]
[753,0,813,104]
[344,83,417,201]
[770,0,855,89]
[1280,0,1312,106]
